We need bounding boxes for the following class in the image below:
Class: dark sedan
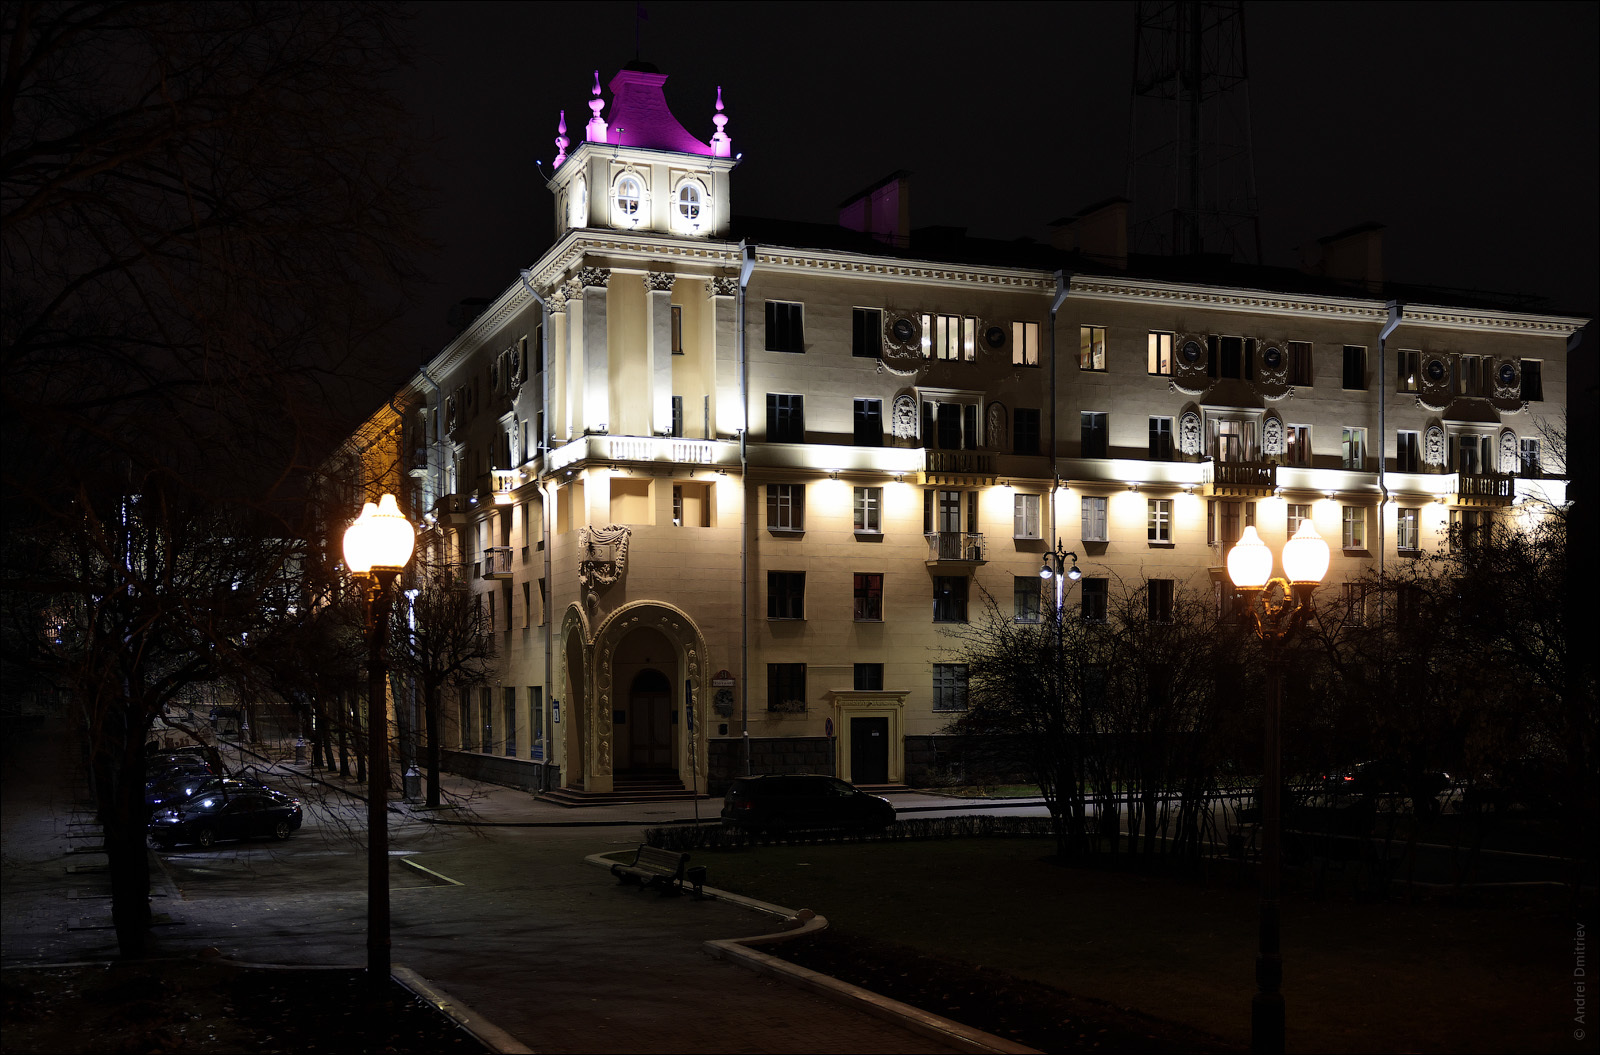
[721,774,895,834]
[148,788,302,849]
[144,774,268,816]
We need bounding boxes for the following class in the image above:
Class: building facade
[345,64,1580,798]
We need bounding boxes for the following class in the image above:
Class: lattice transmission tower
[1126,1,1262,263]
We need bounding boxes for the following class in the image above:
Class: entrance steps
[539,772,712,808]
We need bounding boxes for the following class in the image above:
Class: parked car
[144,774,269,816]
[721,774,895,834]
[148,788,302,849]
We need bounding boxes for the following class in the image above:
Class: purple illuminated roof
[604,66,711,155]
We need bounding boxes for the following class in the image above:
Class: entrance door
[850,717,889,785]
[628,669,672,771]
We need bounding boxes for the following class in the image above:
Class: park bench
[610,844,705,896]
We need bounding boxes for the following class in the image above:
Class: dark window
[1081,578,1108,623]
[853,573,883,621]
[1013,408,1040,454]
[854,663,884,691]
[1220,336,1244,379]
[1081,412,1108,458]
[932,576,968,622]
[670,396,684,438]
[1148,578,1175,622]
[765,301,805,352]
[1397,431,1420,473]
[1287,341,1313,386]
[854,399,883,446]
[767,663,806,713]
[767,571,805,619]
[1014,576,1042,623]
[932,663,968,711]
[852,308,883,358]
[1521,360,1543,401]
[1149,417,1174,460]
[1342,345,1367,390]
[766,393,804,442]
[671,305,684,354]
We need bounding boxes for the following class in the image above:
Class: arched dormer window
[613,174,644,226]
[677,182,702,223]
[569,176,587,229]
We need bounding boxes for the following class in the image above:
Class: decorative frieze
[645,271,676,292]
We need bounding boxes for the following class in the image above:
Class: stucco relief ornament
[564,277,584,302]
[577,524,631,592]
[645,271,676,292]
[1493,360,1521,400]
[1499,429,1520,474]
[1424,425,1446,467]
[708,276,737,297]
[879,313,924,378]
[578,266,610,289]
[1262,415,1284,457]
[891,394,918,442]
[986,402,1007,450]
[1179,411,1203,456]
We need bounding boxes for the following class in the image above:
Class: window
[671,305,684,354]
[1287,503,1311,538]
[1342,583,1365,626]
[1397,506,1420,552]
[1397,349,1420,393]
[481,687,494,754]
[616,175,642,217]
[1012,321,1040,366]
[765,301,805,352]
[932,664,969,711]
[1081,496,1108,542]
[1397,584,1422,626]
[1342,505,1366,550]
[1521,360,1543,401]
[671,395,684,438]
[924,488,978,534]
[1014,576,1042,623]
[854,398,883,446]
[767,664,806,713]
[853,487,881,533]
[1210,417,1255,462]
[767,571,805,619]
[920,313,976,360]
[1342,345,1367,389]
[1287,341,1314,386]
[766,483,804,532]
[1396,430,1420,473]
[1519,438,1540,477]
[459,692,473,751]
[1013,493,1041,539]
[673,485,684,527]
[1284,425,1312,467]
[1149,417,1174,460]
[521,581,532,628]
[1147,579,1174,623]
[1455,434,1490,475]
[1457,355,1485,397]
[854,663,884,691]
[1342,427,1367,470]
[766,393,804,442]
[1081,412,1108,458]
[853,573,883,621]
[1451,508,1491,551]
[1081,578,1108,622]
[853,308,883,358]
[1218,336,1252,380]
[922,399,979,450]
[1013,408,1041,454]
[676,182,702,223]
[1079,326,1106,370]
[1148,332,1173,375]
[932,576,968,622]
[1147,499,1172,543]
[1208,499,1255,546]
[504,687,517,757]
[528,686,544,760]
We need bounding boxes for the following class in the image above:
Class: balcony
[490,468,521,504]
[1202,459,1277,497]
[925,532,987,567]
[482,546,514,579]
[406,448,429,479]
[922,449,996,486]
[434,493,475,526]
[1454,472,1514,507]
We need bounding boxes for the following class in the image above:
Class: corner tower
[550,64,735,240]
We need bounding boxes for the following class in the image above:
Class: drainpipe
[1376,299,1404,581]
[1048,272,1072,549]
[736,242,757,777]
[518,270,556,790]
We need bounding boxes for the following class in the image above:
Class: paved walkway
[1,727,988,1054]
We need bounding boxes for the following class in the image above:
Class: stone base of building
[441,749,559,793]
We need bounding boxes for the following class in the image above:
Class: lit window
[616,176,642,218]
[1284,425,1312,467]
[1080,326,1106,370]
[1397,506,1420,552]
[1013,493,1041,539]
[1397,349,1420,393]
[1147,499,1172,543]
[1342,505,1366,550]
[920,313,977,361]
[676,182,702,223]
[853,487,881,533]
[1012,321,1040,366]
[1148,332,1173,376]
[1342,427,1367,470]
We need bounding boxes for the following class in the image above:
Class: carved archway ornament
[891,394,918,442]
[1499,428,1520,474]
[591,602,710,782]
[1424,424,1446,468]
[1179,409,1203,456]
[1262,414,1285,457]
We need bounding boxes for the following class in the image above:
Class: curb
[392,964,535,1054]
[583,852,1041,1055]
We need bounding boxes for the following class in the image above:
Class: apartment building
[337,64,1579,799]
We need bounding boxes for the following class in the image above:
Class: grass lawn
[698,837,1584,1054]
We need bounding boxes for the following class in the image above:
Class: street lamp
[342,493,414,992]
[1039,541,1083,848]
[1039,540,1082,619]
[1227,521,1330,1055]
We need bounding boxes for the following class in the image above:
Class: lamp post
[1227,521,1330,1055]
[1039,541,1082,847]
[342,493,415,992]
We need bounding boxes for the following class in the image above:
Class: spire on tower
[710,86,731,158]
[585,70,608,144]
[553,110,570,168]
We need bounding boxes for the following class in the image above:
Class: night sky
[391,0,1597,381]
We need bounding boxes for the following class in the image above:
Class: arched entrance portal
[624,669,673,771]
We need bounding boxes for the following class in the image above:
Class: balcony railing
[433,493,475,525]
[925,450,995,476]
[1455,472,1514,506]
[1202,459,1277,495]
[482,546,513,579]
[925,532,987,563]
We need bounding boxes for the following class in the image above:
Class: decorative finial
[710,85,731,158]
[586,69,608,143]
[553,110,569,168]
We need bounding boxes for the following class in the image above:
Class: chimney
[1303,222,1385,293]
[1049,198,1129,269]
[839,171,911,248]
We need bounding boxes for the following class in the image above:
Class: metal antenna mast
[1126,1,1262,263]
